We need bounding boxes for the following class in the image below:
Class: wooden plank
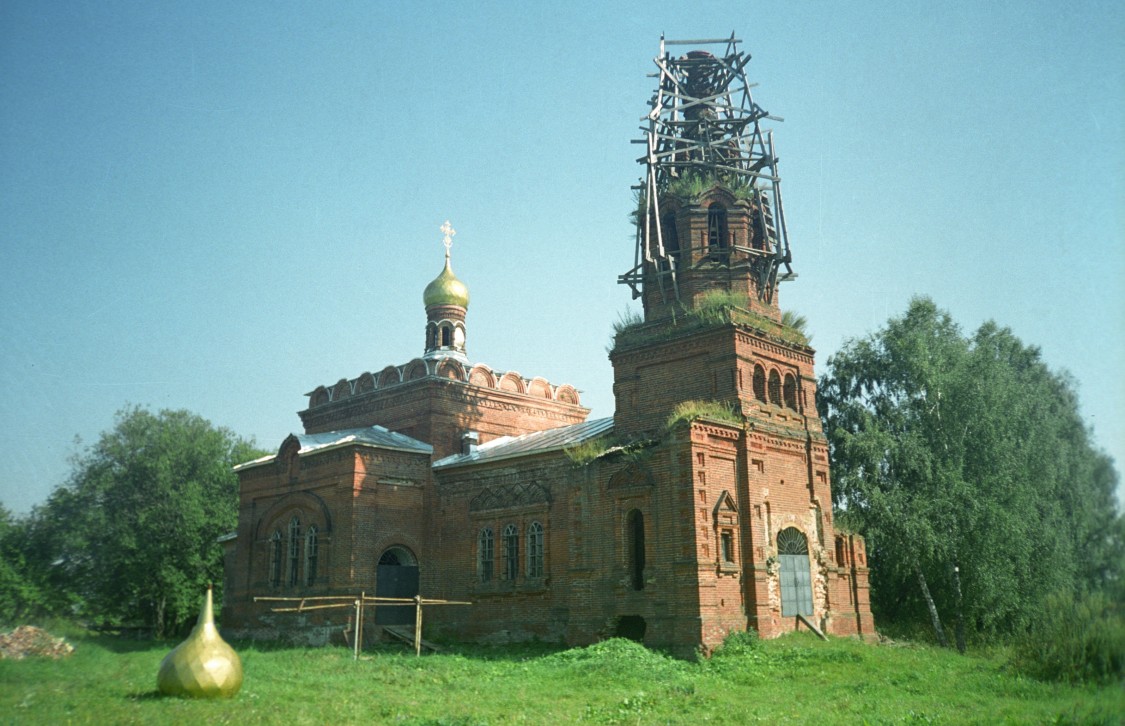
[383,625,443,653]
[664,38,742,46]
[268,603,354,612]
[796,613,829,641]
[254,595,357,602]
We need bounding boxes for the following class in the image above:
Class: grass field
[1,628,1121,724]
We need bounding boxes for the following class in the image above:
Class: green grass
[2,630,1121,724]
[666,400,742,429]
[612,293,810,354]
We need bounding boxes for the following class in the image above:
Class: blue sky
[2,1,1122,514]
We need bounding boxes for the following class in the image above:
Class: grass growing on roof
[612,291,810,353]
[666,400,743,429]
[564,435,655,467]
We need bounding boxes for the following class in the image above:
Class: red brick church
[221,36,874,655]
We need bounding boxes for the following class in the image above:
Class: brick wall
[222,297,874,653]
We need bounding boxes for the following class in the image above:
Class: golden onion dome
[157,585,243,698]
[423,257,470,309]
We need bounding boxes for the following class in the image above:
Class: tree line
[818,297,1123,653]
[0,407,264,637]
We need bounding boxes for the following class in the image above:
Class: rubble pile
[0,625,75,660]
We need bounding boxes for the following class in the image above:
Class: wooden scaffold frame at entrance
[254,593,471,659]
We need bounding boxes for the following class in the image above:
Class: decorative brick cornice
[300,377,587,431]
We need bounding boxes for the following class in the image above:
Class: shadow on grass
[125,690,165,702]
[224,636,569,662]
[78,633,169,655]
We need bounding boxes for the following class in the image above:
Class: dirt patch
[0,625,75,660]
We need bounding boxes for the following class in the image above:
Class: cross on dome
[440,220,456,258]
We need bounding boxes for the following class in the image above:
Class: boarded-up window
[503,524,519,580]
[527,522,544,578]
[627,509,645,591]
[269,530,282,588]
[478,528,494,583]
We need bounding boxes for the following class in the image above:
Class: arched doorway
[375,546,418,625]
[777,528,813,617]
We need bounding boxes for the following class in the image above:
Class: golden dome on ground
[423,257,470,309]
[157,586,243,698]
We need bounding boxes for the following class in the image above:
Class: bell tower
[612,35,813,437]
[619,36,795,325]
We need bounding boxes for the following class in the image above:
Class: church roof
[234,425,432,471]
[433,417,614,469]
[294,426,433,456]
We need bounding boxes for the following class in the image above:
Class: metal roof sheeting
[295,426,432,455]
[433,417,614,469]
[234,425,432,471]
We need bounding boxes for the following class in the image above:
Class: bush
[1012,590,1125,684]
[712,629,760,658]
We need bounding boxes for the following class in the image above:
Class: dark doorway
[615,615,647,642]
[375,547,419,625]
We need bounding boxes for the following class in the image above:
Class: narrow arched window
[503,524,519,581]
[662,212,680,259]
[287,516,300,587]
[269,530,283,588]
[707,204,728,253]
[527,521,544,579]
[783,373,798,410]
[478,527,494,583]
[441,324,452,347]
[751,206,766,250]
[753,365,767,403]
[626,509,645,591]
[768,370,782,406]
[304,525,319,587]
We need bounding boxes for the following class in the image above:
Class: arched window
[426,323,437,350]
[753,365,767,403]
[626,509,645,591]
[441,324,452,347]
[662,212,680,259]
[751,205,766,250]
[287,516,300,587]
[777,527,813,617]
[707,204,728,254]
[478,528,494,583]
[304,525,318,587]
[527,522,544,578]
[502,524,519,581]
[768,370,782,406]
[269,530,282,588]
[783,373,798,410]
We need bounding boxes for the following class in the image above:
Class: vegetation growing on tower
[611,292,810,353]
